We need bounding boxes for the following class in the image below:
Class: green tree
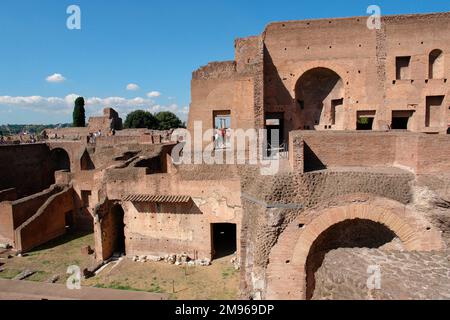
[154,111,184,130]
[124,110,158,129]
[73,97,86,127]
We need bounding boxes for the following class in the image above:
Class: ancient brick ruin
[1,12,450,300]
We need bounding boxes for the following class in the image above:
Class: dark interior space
[65,210,74,231]
[211,223,237,259]
[135,156,164,174]
[80,151,95,171]
[356,117,374,130]
[305,219,397,300]
[50,148,71,172]
[391,117,409,130]
[111,205,126,255]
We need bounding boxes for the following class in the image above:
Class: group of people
[0,132,40,145]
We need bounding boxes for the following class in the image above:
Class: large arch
[50,148,71,172]
[265,196,444,300]
[294,67,345,130]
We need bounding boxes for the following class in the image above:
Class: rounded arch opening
[295,67,344,130]
[305,218,399,300]
[429,49,444,79]
[50,148,71,172]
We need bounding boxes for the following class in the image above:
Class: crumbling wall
[239,166,414,299]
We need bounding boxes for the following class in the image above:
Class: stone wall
[263,13,450,134]
[289,131,450,174]
[313,248,450,300]
[15,187,74,252]
[0,144,55,198]
[239,166,418,299]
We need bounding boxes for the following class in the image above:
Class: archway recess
[50,148,71,172]
[265,197,444,300]
[295,67,344,130]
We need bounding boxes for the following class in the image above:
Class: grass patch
[221,267,237,279]
[94,281,165,294]
[27,271,50,282]
[0,268,21,280]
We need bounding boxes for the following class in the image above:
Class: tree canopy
[124,110,184,130]
[124,110,158,129]
[73,97,86,127]
[154,111,184,130]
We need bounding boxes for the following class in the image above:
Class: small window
[396,56,411,80]
[356,111,375,130]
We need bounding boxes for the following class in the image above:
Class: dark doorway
[111,205,126,255]
[50,148,71,172]
[211,223,237,259]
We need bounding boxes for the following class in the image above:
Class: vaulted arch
[265,197,444,300]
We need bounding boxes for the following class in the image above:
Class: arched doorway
[295,67,344,130]
[429,49,444,79]
[50,148,71,172]
[265,198,444,300]
[305,219,397,300]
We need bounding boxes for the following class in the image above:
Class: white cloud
[0,94,189,121]
[147,91,161,98]
[126,83,140,91]
[46,73,66,83]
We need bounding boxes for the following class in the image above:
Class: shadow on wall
[304,143,326,172]
[80,150,95,171]
[305,219,397,300]
[264,46,292,107]
[28,230,92,253]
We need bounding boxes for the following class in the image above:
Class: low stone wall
[15,186,74,252]
[289,131,450,174]
[95,135,164,147]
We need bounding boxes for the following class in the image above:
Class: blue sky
[0,0,449,125]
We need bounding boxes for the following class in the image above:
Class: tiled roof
[122,194,191,203]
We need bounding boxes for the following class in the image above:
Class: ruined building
[1,12,450,300]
